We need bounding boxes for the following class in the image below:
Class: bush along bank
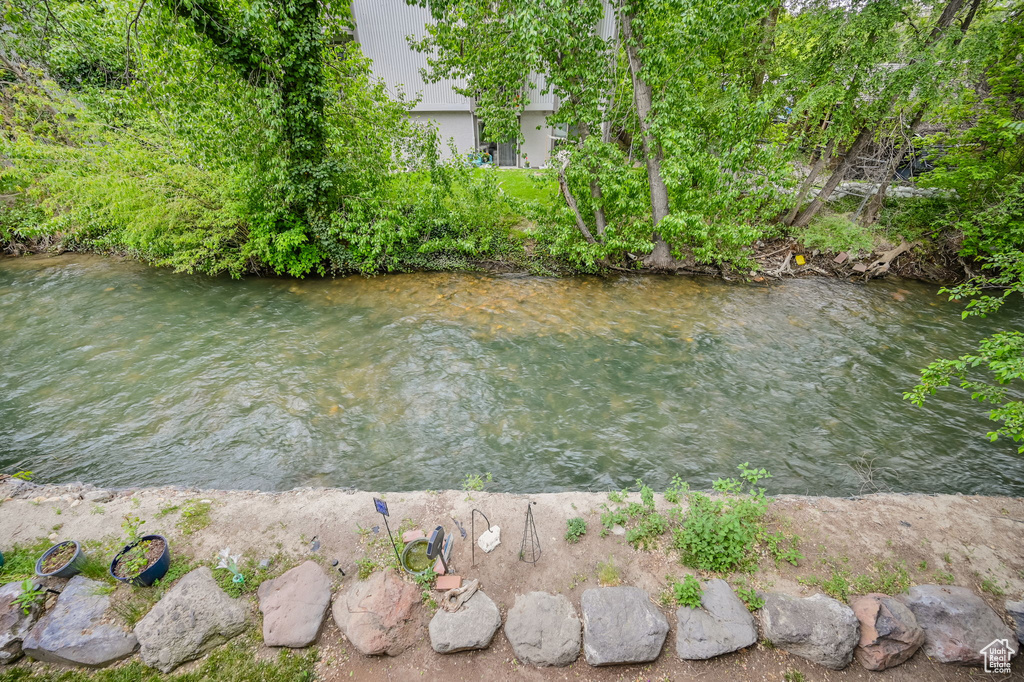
[0,471,1022,679]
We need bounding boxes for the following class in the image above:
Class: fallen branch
[864,241,914,280]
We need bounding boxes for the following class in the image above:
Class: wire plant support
[519,501,540,564]
[471,508,490,567]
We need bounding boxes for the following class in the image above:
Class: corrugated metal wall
[351,0,472,111]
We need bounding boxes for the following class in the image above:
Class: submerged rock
[850,593,923,671]
[22,576,137,668]
[676,579,757,660]
[581,586,669,666]
[504,592,580,667]
[899,585,1019,665]
[760,592,859,670]
[135,566,248,673]
[428,590,501,653]
[258,561,331,648]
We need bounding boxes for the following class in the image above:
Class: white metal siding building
[351,0,560,167]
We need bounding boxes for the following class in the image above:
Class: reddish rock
[332,569,423,656]
[850,593,924,670]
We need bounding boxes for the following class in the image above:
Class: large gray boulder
[22,576,138,667]
[850,593,923,671]
[676,579,757,660]
[581,586,669,666]
[258,560,331,648]
[1006,600,1024,646]
[134,567,248,673]
[333,569,422,656]
[428,591,501,654]
[504,592,580,667]
[0,581,42,664]
[760,592,859,670]
[899,585,1019,665]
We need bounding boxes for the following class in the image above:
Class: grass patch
[596,556,620,587]
[475,168,557,207]
[0,539,52,582]
[177,500,212,536]
[211,556,282,598]
[0,637,317,681]
[796,212,876,254]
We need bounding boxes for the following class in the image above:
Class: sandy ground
[1,480,1022,681]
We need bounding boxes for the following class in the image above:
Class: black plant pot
[109,534,171,587]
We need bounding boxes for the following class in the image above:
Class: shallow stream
[1,255,1021,496]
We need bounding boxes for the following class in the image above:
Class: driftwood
[863,241,914,280]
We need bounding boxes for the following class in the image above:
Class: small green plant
[933,570,955,585]
[607,488,628,504]
[980,578,1005,596]
[462,472,492,492]
[672,463,772,573]
[596,556,620,587]
[664,475,688,504]
[764,531,803,567]
[54,508,62,516]
[917,560,928,571]
[565,518,587,544]
[13,580,45,614]
[178,499,213,535]
[736,585,765,611]
[661,574,703,609]
[156,503,181,517]
[90,504,105,515]
[11,471,33,481]
[413,568,438,610]
[783,670,806,682]
[356,557,377,580]
[942,552,952,564]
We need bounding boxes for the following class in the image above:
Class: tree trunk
[621,9,673,268]
[750,2,780,97]
[859,111,924,226]
[558,156,597,244]
[791,128,873,228]
[784,138,835,226]
[858,0,982,227]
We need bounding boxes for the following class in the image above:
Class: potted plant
[109,515,170,587]
[35,540,86,579]
[400,539,432,576]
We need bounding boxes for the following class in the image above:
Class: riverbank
[0,229,968,285]
[1,479,1021,680]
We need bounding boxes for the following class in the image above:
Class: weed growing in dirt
[462,472,492,493]
[800,558,910,600]
[664,475,688,504]
[0,538,52,582]
[672,464,773,572]
[565,518,587,544]
[178,499,212,535]
[356,557,377,580]
[735,584,765,611]
[413,569,438,611]
[661,574,703,608]
[933,570,955,584]
[981,577,1006,596]
[783,670,806,682]
[596,556,620,586]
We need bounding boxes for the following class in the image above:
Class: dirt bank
[1,480,1022,680]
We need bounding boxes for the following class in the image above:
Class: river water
[1,255,1021,496]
